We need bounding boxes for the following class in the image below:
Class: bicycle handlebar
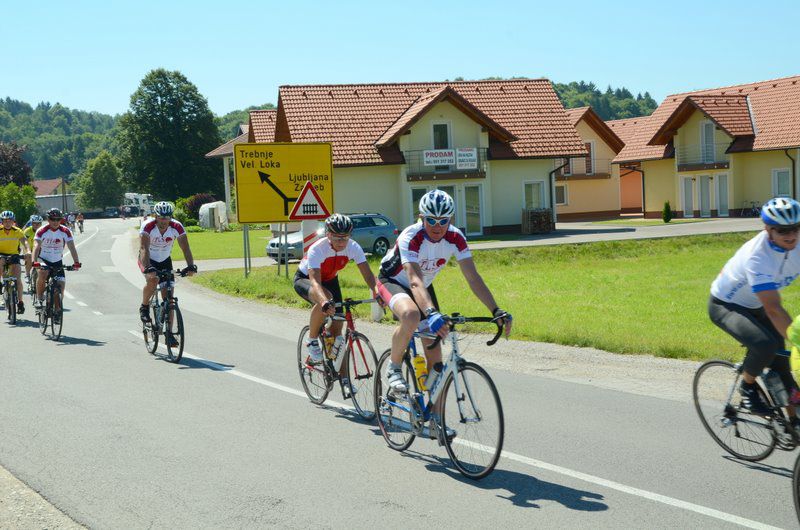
[426,314,507,350]
[33,263,78,271]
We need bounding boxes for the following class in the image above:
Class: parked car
[266,213,399,263]
[104,207,120,218]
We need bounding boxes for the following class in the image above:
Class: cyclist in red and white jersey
[377,190,512,393]
[294,213,380,365]
[33,208,81,315]
[138,202,196,341]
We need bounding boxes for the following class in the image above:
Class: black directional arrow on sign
[258,171,298,216]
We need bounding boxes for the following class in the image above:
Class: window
[411,187,430,222]
[433,124,450,149]
[584,142,594,174]
[372,217,389,227]
[524,181,545,209]
[560,157,572,176]
[701,121,716,163]
[773,168,792,197]
[555,185,567,205]
[351,216,374,230]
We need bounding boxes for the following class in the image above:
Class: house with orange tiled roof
[607,117,646,213]
[244,79,586,235]
[557,107,625,219]
[31,178,63,196]
[612,75,800,218]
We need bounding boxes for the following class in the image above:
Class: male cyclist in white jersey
[138,201,196,347]
[710,197,800,427]
[294,214,381,367]
[376,189,512,395]
[33,208,81,318]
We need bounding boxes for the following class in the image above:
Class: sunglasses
[425,217,450,226]
[771,225,800,235]
[328,234,350,242]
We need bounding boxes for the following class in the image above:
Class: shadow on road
[396,451,607,511]
[7,319,40,329]
[177,357,235,371]
[721,455,792,479]
[55,336,106,347]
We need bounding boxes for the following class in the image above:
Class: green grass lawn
[171,229,272,261]
[190,231,800,361]
[591,218,709,227]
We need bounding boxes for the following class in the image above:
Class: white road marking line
[74,225,99,248]
[92,311,103,316]
[101,266,118,273]
[63,291,75,300]
[124,330,777,530]
[76,301,88,307]
[101,250,112,253]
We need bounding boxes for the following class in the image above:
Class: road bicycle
[34,263,77,340]
[375,313,506,480]
[142,269,188,363]
[1,262,19,325]
[693,356,798,461]
[297,298,379,421]
[740,200,761,217]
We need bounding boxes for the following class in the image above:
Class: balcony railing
[404,148,488,181]
[556,157,613,178]
[676,143,730,170]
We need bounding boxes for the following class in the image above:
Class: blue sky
[2,0,798,116]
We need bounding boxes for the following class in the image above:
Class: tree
[0,141,32,186]
[74,151,123,209]
[0,183,37,221]
[117,69,222,201]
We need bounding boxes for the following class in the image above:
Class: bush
[662,201,673,223]
[185,225,206,233]
[185,218,198,227]
[173,207,189,225]
[0,183,37,222]
[182,193,217,220]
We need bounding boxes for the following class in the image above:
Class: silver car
[266,213,399,263]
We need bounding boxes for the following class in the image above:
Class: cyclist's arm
[356,261,382,304]
[755,289,792,340]
[176,235,195,273]
[66,240,79,264]
[458,257,513,336]
[308,268,334,312]
[19,235,30,255]
[139,233,151,265]
[403,262,435,312]
[32,241,41,261]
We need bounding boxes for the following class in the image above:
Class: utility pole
[61,176,67,213]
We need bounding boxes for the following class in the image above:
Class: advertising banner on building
[423,149,456,166]
[456,148,478,170]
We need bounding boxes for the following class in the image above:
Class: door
[410,187,430,224]
[682,177,694,217]
[701,122,715,163]
[716,174,729,216]
[699,175,711,217]
[464,185,482,235]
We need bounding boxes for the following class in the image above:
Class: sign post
[233,143,334,277]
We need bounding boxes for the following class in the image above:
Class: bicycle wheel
[6,283,15,325]
[693,360,775,461]
[343,332,378,421]
[297,326,332,404]
[375,349,418,451]
[441,362,504,479]
[793,453,800,525]
[165,303,184,363]
[38,288,49,334]
[144,300,160,354]
[50,288,63,340]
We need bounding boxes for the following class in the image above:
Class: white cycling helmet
[153,201,174,217]
[0,210,14,220]
[761,197,800,226]
[29,215,43,223]
[419,190,455,218]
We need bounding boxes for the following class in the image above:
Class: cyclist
[0,210,29,314]
[376,189,512,394]
[33,208,80,319]
[710,197,800,426]
[294,213,381,368]
[66,212,76,229]
[76,212,84,233]
[22,215,43,285]
[139,201,196,347]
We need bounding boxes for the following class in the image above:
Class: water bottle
[764,369,788,407]
[412,355,428,391]
[323,331,336,360]
[331,336,345,369]
[424,362,443,391]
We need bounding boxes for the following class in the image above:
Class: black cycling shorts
[0,254,21,266]
[376,274,439,318]
[293,270,343,315]
[39,258,65,280]
[139,257,173,274]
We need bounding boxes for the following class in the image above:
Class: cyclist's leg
[24,252,31,277]
[11,257,23,301]
[325,277,345,337]
[35,265,49,303]
[293,271,332,340]
[376,277,421,365]
[709,296,783,383]
[139,258,158,306]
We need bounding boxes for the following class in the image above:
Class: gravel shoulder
[0,465,83,529]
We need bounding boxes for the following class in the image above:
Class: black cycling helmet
[324,213,353,235]
[46,208,63,220]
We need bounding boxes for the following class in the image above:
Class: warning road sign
[233,143,334,223]
[289,181,331,220]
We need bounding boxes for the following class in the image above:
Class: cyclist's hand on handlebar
[143,266,156,274]
[182,264,197,277]
[493,307,513,338]
[426,310,449,340]
[321,299,336,316]
[372,288,386,308]
[72,262,81,271]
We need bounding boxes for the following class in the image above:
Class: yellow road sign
[233,143,334,223]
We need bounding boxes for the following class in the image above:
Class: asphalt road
[1,218,798,529]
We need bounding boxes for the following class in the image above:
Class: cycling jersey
[35,225,73,262]
[22,226,36,250]
[0,226,25,255]
[297,238,366,282]
[140,219,186,262]
[711,230,800,308]
[379,221,471,287]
